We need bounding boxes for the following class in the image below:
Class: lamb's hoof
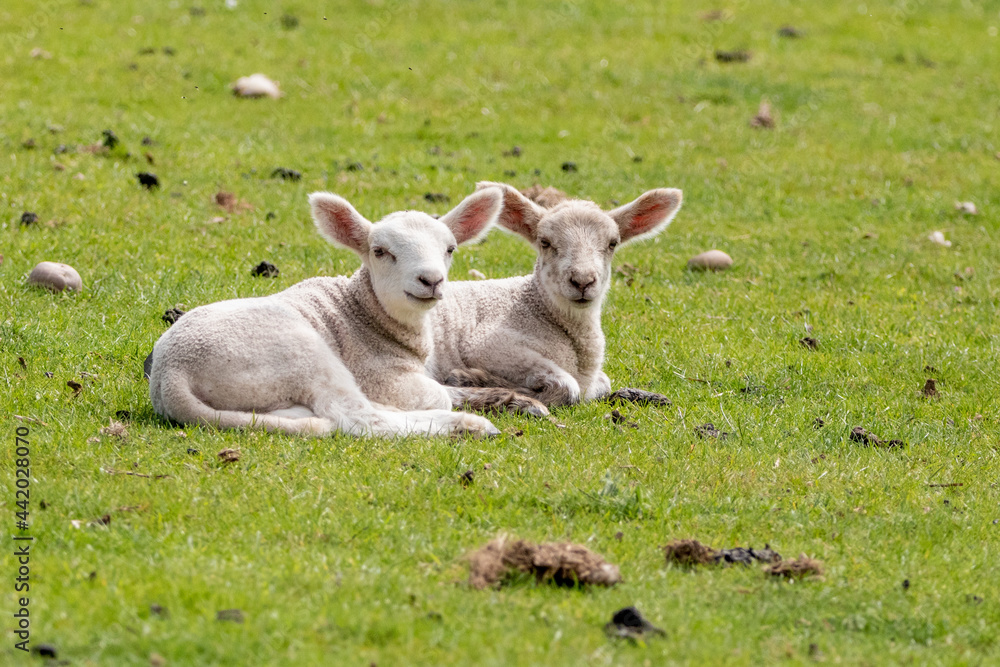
[453,414,500,439]
[485,422,501,438]
[509,394,549,418]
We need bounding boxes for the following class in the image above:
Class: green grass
[2,0,999,664]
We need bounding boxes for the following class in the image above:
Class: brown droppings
[603,387,671,408]
[604,606,665,640]
[136,172,160,189]
[715,545,782,566]
[424,192,449,203]
[520,185,568,209]
[460,469,475,486]
[813,417,825,428]
[850,426,904,448]
[99,419,129,439]
[766,554,824,579]
[271,167,301,181]
[799,336,819,350]
[467,536,621,589]
[67,379,83,395]
[715,49,751,63]
[98,513,112,525]
[663,539,717,566]
[503,145,522,157]
[921,378,938,398]
[217,448,241,463]
[561,161,578,173]
[18,356,27,370]
[778,25,804,38]
[215,191,252,213]
[251,261,279,278]
[163,307,186,325]
[150,603,168,617]
[694,423,729,440]
[20,211,39,226]
[216,609,244,623]
[750,101,775,128]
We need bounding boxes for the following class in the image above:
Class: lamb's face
[367,213,458,321]
[534,202,619,311]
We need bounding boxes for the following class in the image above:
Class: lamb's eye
[446,245,456,255]
[539,238,552,250]
[373,247,387,259]
[608,240,619,251]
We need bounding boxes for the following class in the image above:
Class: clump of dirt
[663,539,717,566]
[799,336,819,350]
[424,192,449,203]
[695,423,729,440]
[715,49,751,63]
[271,167,301,181]
[603,388,671,407]
[467,536,621,589]
[136,172,160,189]
[163,307,186,325]
[251,261,279,278]
[921,378,938,398]
[521,185,568,209]
[766,554,823,579]
[850,426,904,448]
[218,448,241,463]
[604,606,665,640]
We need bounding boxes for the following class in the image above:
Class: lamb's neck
[344,266,429,359]
[528,275,604,337]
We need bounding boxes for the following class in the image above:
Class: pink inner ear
[317,200,366,252]
[497,190,539,241]
[621,192,680,240]
[451,197,494,244]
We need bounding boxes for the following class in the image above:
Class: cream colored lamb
[149,189,505,437]
[428,182,682,406]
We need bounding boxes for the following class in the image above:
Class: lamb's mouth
[573,297,594,305]
[405,292,439,304]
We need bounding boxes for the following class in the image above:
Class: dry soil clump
[467,537,621,589]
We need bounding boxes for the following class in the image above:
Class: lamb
[427,182,683,406]
[149,189,506,437]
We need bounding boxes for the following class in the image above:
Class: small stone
[233,73,281,98]
[954,201,978,215]
[687,250,733,271]
[27,261,83,292]
[928,231,951,247]
[30,47,52,59]
[750,101,774,129]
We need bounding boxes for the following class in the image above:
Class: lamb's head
[477,182,682,315]
[309,189,501,324]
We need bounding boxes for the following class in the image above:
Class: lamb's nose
[418,273,444,290]
[570,274,597,292]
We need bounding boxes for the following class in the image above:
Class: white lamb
[428,182,683,406]
[149,189,505,437]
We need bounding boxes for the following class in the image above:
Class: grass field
[2,0,999,664]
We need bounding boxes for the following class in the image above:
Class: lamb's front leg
[468,346,581,406]
[584,371,612,401]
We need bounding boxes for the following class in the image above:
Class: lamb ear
[475,181,545,243]
[309,192,372,256]
[439,188,503,245]
[608,188,683,244]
